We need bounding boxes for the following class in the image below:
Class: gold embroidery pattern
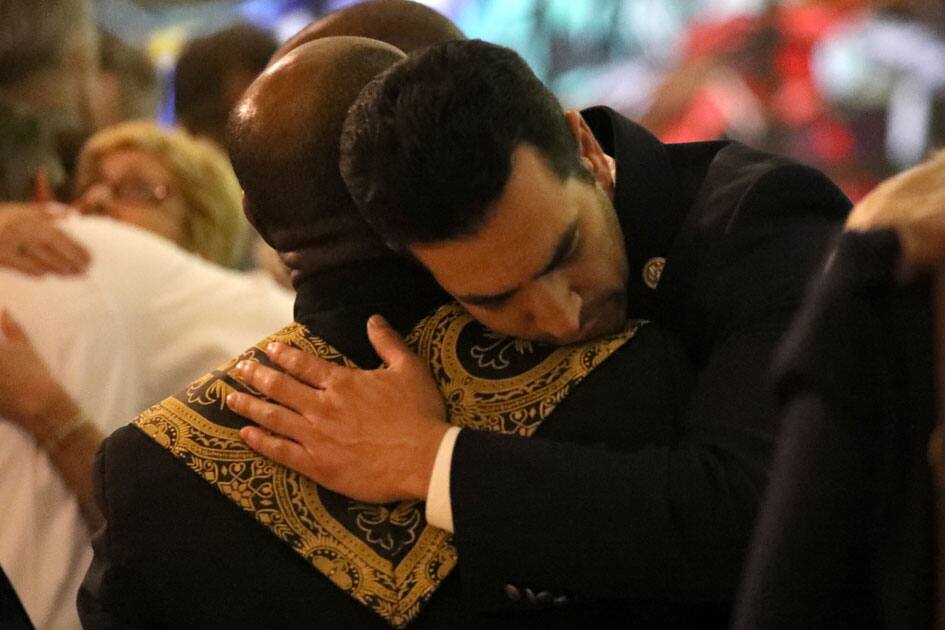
[133,309,642,627]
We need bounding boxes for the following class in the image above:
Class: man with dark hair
[231,37,851,623]
[174,23,277,146]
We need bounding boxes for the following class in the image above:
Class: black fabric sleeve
[447,163,849,614]
[734,228,935,629]
[77,436,148,630]
[448,326,781,611]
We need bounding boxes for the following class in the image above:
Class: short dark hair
[340,39,584,248]
[0,0,94,86]
[175,23,277,143]
[0,102,64,201]
[99,30,159,120]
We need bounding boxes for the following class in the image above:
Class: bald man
[79,33,695,630]
[77,40,436,629]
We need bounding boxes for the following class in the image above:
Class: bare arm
[0,204,90,275]
[0,310,103,529]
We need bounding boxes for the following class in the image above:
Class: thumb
[0,309,28,342]
[366,314,412,368]
[33,169,53,204]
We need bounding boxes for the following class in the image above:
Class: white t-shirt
[0,214,293,629]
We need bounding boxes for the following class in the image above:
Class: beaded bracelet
[40,411,93,453]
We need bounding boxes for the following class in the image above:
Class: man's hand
[0,203,90,276]
[226,314,449,503]
[846,152,945,269]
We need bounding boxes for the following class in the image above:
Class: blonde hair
[75,120,247,266]
[847,149,945,233]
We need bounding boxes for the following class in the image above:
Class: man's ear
[565,110,614,199]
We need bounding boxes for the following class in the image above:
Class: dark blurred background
[96,0,945,201]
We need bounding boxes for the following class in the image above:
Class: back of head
[340,39,584,249]
[175,23,277,145]
[0,0,98,117]
[272,0,463,61]
[98,31,159,125]
[0,102,65,201]
[227,37,405,265]
[0,0,99,193]
[75,120,246,267]
[0,0,95,87]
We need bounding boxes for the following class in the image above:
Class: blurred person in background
[638,0,945,204]
[0,102,90,276]
[173,23,277,148]
[734,148,945,628]
[0,0,104,196]
[174,22,284,278]
[96,31,159,128]
[73,119,248,268]
[0,212,292,629]
[0,100,291,628]
[0,0,97,284]
[0,6,291,626]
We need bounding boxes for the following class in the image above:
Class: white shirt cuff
[425,426,461,533]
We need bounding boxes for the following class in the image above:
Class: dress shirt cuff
[425,426,461,533]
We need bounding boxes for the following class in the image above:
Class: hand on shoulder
[0,202,90,276]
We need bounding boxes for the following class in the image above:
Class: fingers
[239,425,314,474]
[0,213,90,275]
[33,226,90,273]
[265,343,337,388]
[23,240,79,274]
[226,391,312,444]
[44,226,91,269]
[32,170,55,204]
[366,314,412,368]
[0,309,27,341]
[1,254,45,276]
[233,359,322,416]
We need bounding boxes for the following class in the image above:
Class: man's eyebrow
[457,221,579,308]
[459,286,518,307]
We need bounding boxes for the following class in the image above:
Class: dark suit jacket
[733,228,936,629]
[446,108,851,619]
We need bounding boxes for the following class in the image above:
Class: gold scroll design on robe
[132,303,643,627]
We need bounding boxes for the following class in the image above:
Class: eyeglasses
[80,178,171,206]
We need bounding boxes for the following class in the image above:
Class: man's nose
[528,279,582,341]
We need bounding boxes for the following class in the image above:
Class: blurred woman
[0,121,291,531]
[73,119,248,267]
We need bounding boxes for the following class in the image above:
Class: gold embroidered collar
[133,303,642,626]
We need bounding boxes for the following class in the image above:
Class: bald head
[271,0,462,63]
[227,36,405,266]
